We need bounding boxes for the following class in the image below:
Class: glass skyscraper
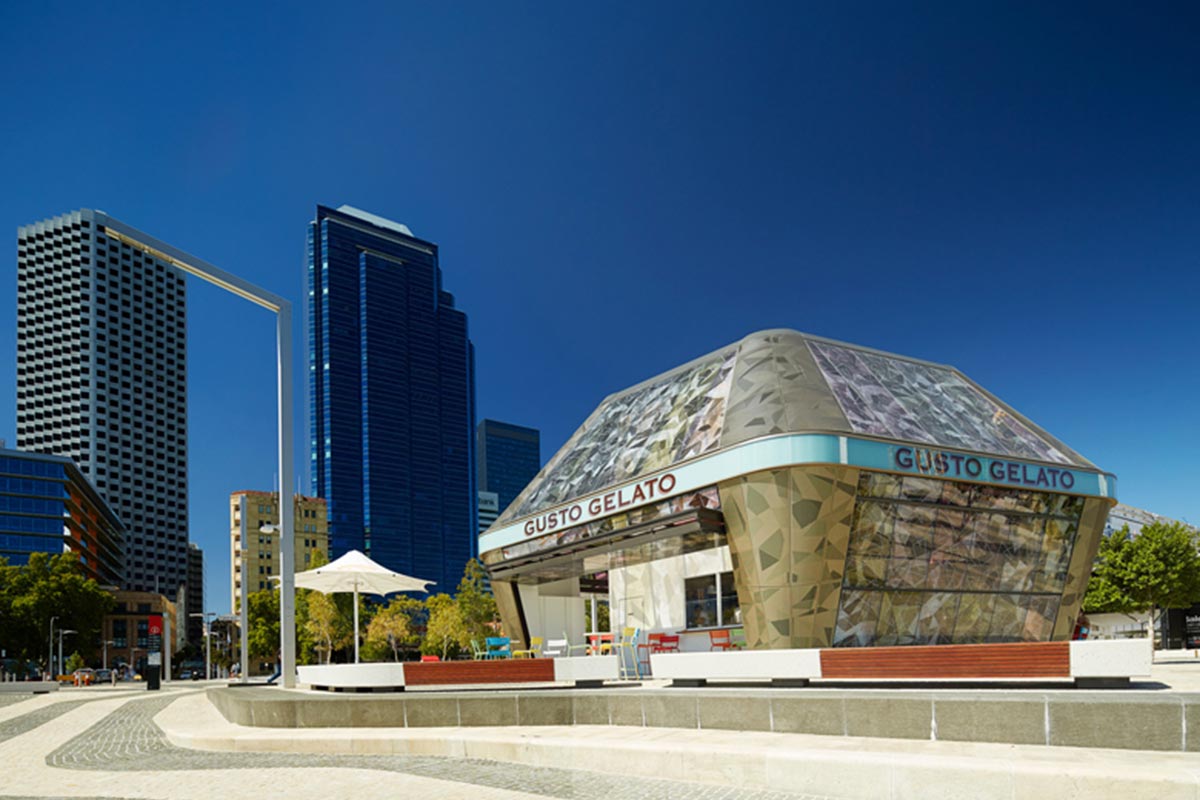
[477,420,541,518]
[308,205,476,592]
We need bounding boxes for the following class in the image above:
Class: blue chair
[485,636,512,659]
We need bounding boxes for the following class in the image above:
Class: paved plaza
[0,685,821,800]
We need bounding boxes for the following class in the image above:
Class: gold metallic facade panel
[719,465,858,650]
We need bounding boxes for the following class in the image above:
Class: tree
[455,559,499,643]
[246,588,281,669]
[364,596,421,661]
[0,552,114,667]
[1084,521,1200,637]
[422,593,469,660]
[305,591,351,664]
[64,651,85,674]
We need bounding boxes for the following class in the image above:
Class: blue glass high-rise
[308,205,476,592]
[477,420,541,517]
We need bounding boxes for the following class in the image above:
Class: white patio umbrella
[286,550,433,663]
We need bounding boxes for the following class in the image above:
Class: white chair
[543,637,568,657]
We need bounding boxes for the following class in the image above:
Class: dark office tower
[186,543,204,647]
[16,210,188,594]
[308,205,475,590]
[476,420,541,516]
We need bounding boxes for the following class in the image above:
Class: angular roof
[495,329,1094,526]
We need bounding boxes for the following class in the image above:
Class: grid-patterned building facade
[0,447,125,585]
[16,209,188,594]
[185,542,204,646]
[308,205,476,591]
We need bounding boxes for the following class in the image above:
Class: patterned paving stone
[0,694,33,708]
[0,700,92,744]
[48,694,824,800]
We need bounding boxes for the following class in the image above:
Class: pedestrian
[111,668,118,687]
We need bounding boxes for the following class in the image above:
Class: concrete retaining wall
[209,686,1200,752]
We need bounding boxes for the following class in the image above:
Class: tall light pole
[102,640,114,670]
[48,616,58,678]
[190,612,216,679]
[96,213,296,688]
[238,495,248,683]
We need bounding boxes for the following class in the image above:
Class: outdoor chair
[587,632,614,656]
[658,634,680,653]
[562,632,590,656]
[613,627,640,679]
[470,639,487,660]
[708,629,733,651]
[420,655,440,662]
[543,638,568,657]
[511,636,544,658]
[730,627,747,649]
[485,636,512,659]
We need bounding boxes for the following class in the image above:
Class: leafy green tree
[306,591,351,664]
[364,596,421,661]
[422,593,469,660]
[64,651,85,674]
[1084,521,1200,636]
[246,588,281,669]
[0,552,114,667]
[455,559,498,642]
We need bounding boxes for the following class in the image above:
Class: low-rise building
[101,589,177,674]
[230,492,328,611]
[0,447,125,586]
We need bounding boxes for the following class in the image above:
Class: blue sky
[1,3,1197,613]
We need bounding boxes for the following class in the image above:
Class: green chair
[470,639,486,660]
[730,627,747,649]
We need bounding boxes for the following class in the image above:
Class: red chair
[587,632,614,656]
[420,655,440,662]
[658,634,680,653]
[708,629,732,651]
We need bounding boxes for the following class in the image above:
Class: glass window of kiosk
[686,572,740,628]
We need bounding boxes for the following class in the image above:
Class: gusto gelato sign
[894,446,1075,490]
[523,472,678,536]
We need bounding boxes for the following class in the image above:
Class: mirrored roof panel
[494,329,1094,526]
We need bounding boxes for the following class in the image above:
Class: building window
[685,571,739,628]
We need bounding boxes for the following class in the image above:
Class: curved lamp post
[95,212,296,688]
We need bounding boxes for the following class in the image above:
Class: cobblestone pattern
[0,700,92,744]
[0,694,33,709]
[49,695,821,800]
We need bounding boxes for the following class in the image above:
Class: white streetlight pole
[96,213,297,689]
[190,612,216,679]
[102,640,114,671]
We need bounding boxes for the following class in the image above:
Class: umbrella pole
[353,581,360,664]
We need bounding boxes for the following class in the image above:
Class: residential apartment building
[229,491,328,610]
[16,210,187,594]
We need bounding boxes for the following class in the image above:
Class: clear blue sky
[1,3,1197,613]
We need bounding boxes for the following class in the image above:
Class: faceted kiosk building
[478,330,1117,652]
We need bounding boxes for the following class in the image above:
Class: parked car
[179,669,194,680]
[94,669,112,683]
